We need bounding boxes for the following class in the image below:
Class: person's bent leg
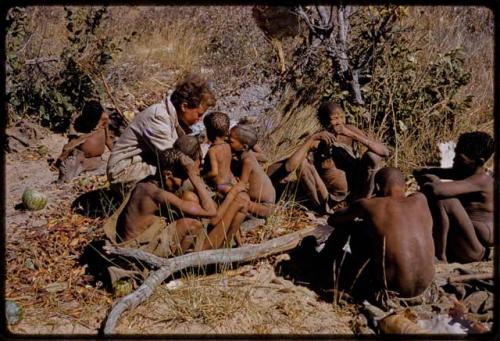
[248,201,274,217]
[435,198,485,263]
[202,193,249,250]
[172,218,203,254]
[352,151,382,200]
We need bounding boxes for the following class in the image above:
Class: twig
[448,273,493,283]
[100,73,129,125]
[103,224,333,334]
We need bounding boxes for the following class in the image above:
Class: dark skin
[414,151,493,263]
[117,154,249,253]
[229,129,276,217]
[204,135,236,194]
[285,109,389,210]
[320,170,435,298]
[51,112,113,171]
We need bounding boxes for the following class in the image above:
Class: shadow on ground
[71,188,123,218]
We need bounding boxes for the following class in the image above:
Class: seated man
[414,131,494,263]
[268,101,389,213]
[229,124,276,217]
[318,167,435,299]
[52,100,113,182]
[104,135,249,259]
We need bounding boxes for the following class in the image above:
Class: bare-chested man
[202,111,236,194]
[229,124,276,217]
[414,131,494,263]
[318,167,435,298]
[52,100,113,182]
[269,101,389,213]
[104,135,249,258]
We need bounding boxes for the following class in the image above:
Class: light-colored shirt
[107,92,181,180]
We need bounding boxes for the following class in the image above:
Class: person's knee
[361,151,382,169]
[437,197,461,212]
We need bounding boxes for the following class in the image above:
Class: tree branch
[103,224,333,334]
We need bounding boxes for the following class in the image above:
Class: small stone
[6,301,23,325]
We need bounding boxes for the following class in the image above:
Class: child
[202,112,237,194]
[52,100,113,182]
[229,124,276,217]
[414,131,494,263]
[104,135,249,258]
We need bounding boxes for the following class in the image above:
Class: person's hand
[312,131,336,145]
[180,154,198,175]
[421,174,440,184]
[332,124,352,138]
[232,181,249,193]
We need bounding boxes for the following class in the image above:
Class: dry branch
[103,224,333,334]
[448,273,493,283]
[100,73,130,125]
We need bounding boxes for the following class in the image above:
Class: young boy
[318,167,435,299]
[202,112,237,194]
[104,135,249,258]
[269,101,389,213]
[414,131,494,263]
[52,100,113,182]
[229,124,276,217]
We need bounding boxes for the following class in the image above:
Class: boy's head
[203,111,230,142]
[316,101,346,130]
[229,124,258,152]
[374,167,405,196]
[158,135,202,190]
[454,131,494,171]
[76,100,105,133]
[170,74,216,127]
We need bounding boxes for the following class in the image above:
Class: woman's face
[179,102,207,126]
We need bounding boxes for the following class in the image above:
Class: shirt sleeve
[143,107,178,152]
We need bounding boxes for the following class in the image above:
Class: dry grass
[116,263,355,334]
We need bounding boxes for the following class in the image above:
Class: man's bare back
[355,193,435,297]
[320,167,434,298]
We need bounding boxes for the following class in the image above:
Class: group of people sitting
[53,74,494,300]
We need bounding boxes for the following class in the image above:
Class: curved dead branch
[103,224,333,334]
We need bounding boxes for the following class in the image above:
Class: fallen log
[103,224,333,334]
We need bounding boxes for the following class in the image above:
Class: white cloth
[107,91,180,185]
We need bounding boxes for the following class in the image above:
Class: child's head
[76,100,105,133]
[229,124,258,152]
[454,131,494,169]
[158,135,202,189]
[316,101,346,130]
[203,111,230,142]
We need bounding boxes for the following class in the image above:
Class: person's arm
[183,155,218,217]
[143,105,178,152]
[210,181,248,225]
[413,167,456,180]
[155,190,216,218]
[327,200,367,226]
[422,175,485,198]
[337,125,390,157]
[285,131,336,172]
[205,148,219,179]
